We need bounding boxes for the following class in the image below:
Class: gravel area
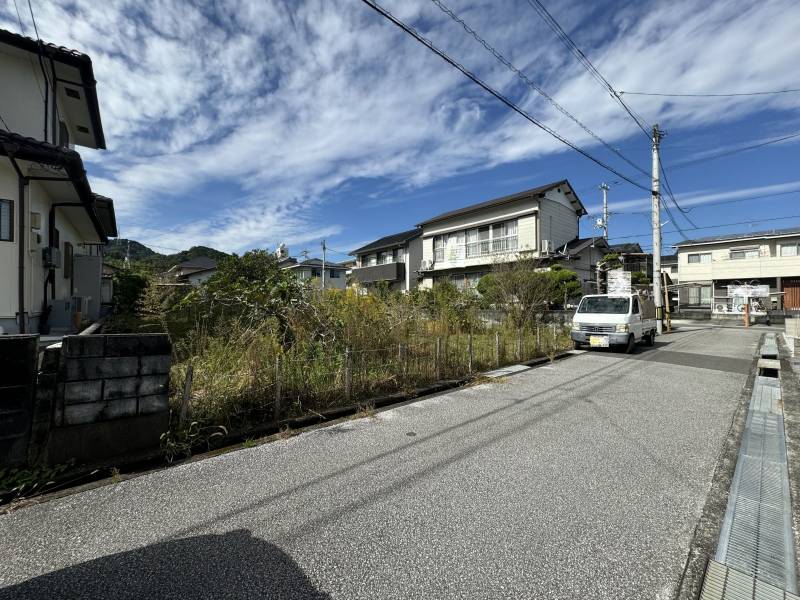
[0,327,761,599]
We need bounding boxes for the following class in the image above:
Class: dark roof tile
[351,228,420,255]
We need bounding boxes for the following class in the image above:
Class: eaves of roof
[0,29,106,149]
[351,228,421,255]
[0,131,113,242]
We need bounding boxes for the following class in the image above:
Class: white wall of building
[678,236,800,282]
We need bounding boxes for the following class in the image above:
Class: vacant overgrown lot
[111,251,572,453]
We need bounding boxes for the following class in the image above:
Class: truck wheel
[573,340,583,350]
[624,334,635,354]
[646,331,655,346]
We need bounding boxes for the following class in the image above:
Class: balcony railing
[434,235,518,263]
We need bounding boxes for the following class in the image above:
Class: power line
[359,0,651,193]
[524,0,651,139]
[607,213,800,242]
[619,87,800,98]
[668,131,800,171]
[26,0,40,40]
[429,0,650,179]
[611,188,800,216]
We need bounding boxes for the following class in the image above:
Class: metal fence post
[516,329,522,362]
[495,330,500,367]
[345,347,352,402]
[179,363,193,426]
[536,325,541,352]
[467,332,473,374]
[435,336,441,380]
[274,356,281,420]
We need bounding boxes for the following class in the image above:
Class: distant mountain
[104,239,229,272]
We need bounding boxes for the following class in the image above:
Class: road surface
[0,326,761,599]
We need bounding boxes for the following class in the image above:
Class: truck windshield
[577,296,630,314]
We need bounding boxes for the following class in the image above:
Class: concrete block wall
[55,334,171,428]
[0,335,38,467]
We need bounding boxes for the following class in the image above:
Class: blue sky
[3,0,799,260]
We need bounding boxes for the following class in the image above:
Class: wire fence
[174,323,572,432]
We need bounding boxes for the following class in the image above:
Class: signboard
[727,285,769,298]
[607,269,631,294]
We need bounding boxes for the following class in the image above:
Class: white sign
[727,284,770,298]
[607,269,631,294]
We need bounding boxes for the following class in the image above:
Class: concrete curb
[778,334,800,575]
[673,333,764,600]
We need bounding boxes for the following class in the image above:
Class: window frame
[0,199,13,242]
[780,242,799,257]
[687,252,711,264]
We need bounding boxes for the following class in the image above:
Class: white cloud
[1,0,798,252]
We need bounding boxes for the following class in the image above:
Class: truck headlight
[571,322,580,331]
[615,324,629,333]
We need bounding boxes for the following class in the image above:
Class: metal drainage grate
[715,368,797,592]
[700,560,800,600]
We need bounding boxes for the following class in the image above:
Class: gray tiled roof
[417,179,586,226]
[675,225,800,247]
[351,229,420,255]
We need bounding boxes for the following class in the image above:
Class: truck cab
[570,293,657,353]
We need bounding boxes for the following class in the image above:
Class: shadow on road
[0,529,330,600]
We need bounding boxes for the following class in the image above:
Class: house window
[687,252,711,264]
[434,235,446,262]
[367,254,377,266]
[688,286,712,305]
[0,199,12,242]
[64,242,73,279]
[329,269,340,279]
[780,243,799,257]
[377,251,388,265]
[729,247,759,260]
[393,247,404,262]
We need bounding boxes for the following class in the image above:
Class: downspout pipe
[8,156,27,334]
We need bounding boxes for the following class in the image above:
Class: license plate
[589,335,609,348]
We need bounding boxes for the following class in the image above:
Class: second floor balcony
[434,235,519,264]
[351,261,405,284]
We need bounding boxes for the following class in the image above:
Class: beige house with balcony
[675,226,800,312]
[416,180,587,289]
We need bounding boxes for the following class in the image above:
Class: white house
[0,29,116,334]
[675,226,800,313]
[416,180,587,289]
[350,228,422,292]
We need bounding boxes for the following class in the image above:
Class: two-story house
[280,257,348,289]
[350,228,422,292]
[675,226,800,313]
[0,30,116,334]
[416,180,587,289]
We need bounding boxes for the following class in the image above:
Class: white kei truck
[570,293,658,353]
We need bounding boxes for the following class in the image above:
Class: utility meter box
[42,246,62,268]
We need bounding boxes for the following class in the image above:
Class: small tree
[478,258,557,327]
[547,264,582,308]
[631,271,650,285]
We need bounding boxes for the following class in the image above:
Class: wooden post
[744,302,750,328]
[345,347,352,401]
[536,325,541,351]
[467,332,473,374]
[435,337,441,380]
[494,331,500,367]
[274,356,282,419]
[516,329,522,362]
[179,363,193,426]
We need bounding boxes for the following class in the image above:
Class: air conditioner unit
[540,239,552,254]
[42,246,62,268]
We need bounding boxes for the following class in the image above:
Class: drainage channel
[700,333,798,599]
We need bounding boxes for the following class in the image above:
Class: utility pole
[599,182,609,240]
[652,125,663,335]
[321,239,326,290]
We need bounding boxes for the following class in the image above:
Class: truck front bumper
[570,331,630,345]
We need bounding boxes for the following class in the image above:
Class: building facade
[350,228,422,292]
[416,181,587,289]
[0,30,116,334]
[675,227,800,313]
[280,258,348,289]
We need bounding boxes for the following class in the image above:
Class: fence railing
[179,324,572,430]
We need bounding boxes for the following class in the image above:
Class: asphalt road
[0,327,762,599]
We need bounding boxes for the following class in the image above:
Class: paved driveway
[0,327,761,599]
